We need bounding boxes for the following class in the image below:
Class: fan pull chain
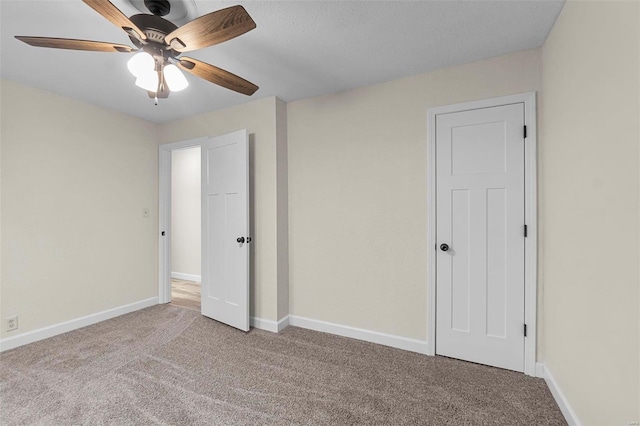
[154,66,164,106]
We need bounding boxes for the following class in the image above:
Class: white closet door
[436,103,525,372]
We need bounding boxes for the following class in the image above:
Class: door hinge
[524,324,527,337]
[524,224,528,237]
[524,125,527,139]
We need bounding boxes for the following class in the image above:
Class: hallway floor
[170,278,200,312]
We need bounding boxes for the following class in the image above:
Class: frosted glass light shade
[135,70,159,92]
[127,52,154,77]
[164,64,189,91]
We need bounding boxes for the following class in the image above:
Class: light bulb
[127,52,154,77]
[164,64,189,91]
[135,70,159,92]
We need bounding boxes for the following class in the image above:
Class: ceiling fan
[15,0,259,103]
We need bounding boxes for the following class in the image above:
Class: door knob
[237,237,245,244]
[440,243,449,252]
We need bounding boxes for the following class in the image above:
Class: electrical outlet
[6,316,18,332]
[143,208,150,218]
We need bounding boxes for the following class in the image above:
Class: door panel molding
[427,92,537,376]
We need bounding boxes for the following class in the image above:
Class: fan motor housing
[128,14,180,57]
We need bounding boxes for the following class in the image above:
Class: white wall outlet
[6,316,18,332]
[143,208,150,218]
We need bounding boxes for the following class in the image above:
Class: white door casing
[435,102,526,372]
[159,137,208,306]
[200,130,250,331]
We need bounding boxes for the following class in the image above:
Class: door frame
[158,137,207,304]
[426,92,538,376]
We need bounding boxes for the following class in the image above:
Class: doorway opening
[169,146,202,312]
[158,131,251,331]
[158,136,207,308]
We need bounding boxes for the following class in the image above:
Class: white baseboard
[250,317,277,332]
[536,362,581,426]
[0,297,159,352]
[288,315,429,355]
[171,272,201,283]
[250,316,289,333]
[277,316,289,332]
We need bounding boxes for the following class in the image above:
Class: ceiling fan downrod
[144,0,170,17]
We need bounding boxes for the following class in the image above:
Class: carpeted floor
[0,305,565,425]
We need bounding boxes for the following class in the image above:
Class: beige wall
[541,1,640,424]
[287,49,542,340]
[0,79,159,339]
[171,146,201,280]
[157,97,286,321]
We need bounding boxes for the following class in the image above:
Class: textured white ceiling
[0,0,563,123]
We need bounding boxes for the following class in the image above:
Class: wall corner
[275,98,289,322]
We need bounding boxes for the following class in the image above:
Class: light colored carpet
[0,305,565,425]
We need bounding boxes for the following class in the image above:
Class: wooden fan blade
[165,5,255,53]
[15,36,134,53]
[82,0,147,41]
[178,57,258,96]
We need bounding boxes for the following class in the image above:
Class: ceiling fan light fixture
[164,64,189,91]
[127,51,155,77]
[135,70,159,92]
[15,2,259,101]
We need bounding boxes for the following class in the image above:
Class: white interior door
[201,130,250,331]
[435,103,525,372]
